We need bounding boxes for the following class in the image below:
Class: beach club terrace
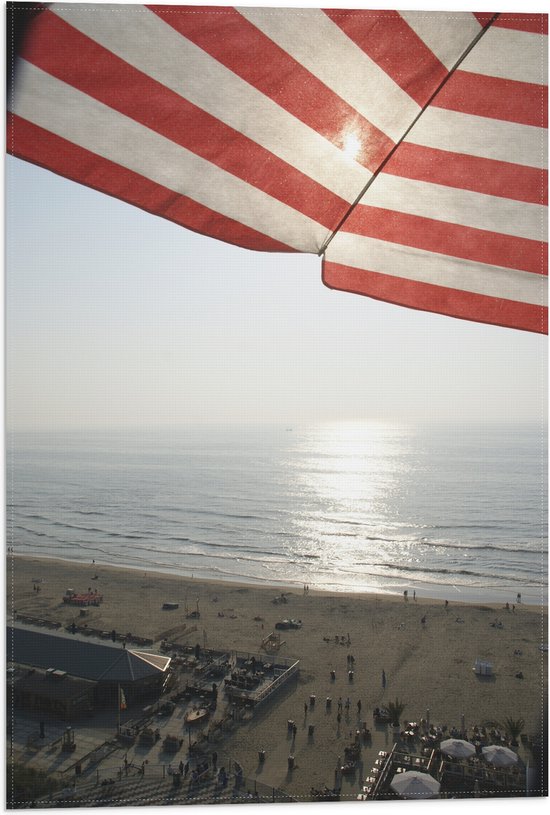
[162,642,299,710]
[223,651,299,708]
[360,743,527,800]
[7,626,171,711]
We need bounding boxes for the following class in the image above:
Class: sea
[7,422,548,605]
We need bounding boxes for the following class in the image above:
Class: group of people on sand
[333,633,351,645]
[185,753,229,788]
[299,694,366,730]
[336,696,362,714]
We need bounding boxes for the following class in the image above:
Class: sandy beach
[7,554,548,800]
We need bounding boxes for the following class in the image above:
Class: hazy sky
[6,153,546,430]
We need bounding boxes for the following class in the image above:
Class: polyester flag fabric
[119,686,127,711]
[7,4,548,333]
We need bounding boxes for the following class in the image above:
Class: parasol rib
[318,12,501,257]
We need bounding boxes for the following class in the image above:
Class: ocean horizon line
[6,418,548,434]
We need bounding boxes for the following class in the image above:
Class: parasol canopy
[390,770,441,799]
[440,738,476,759]
[482,745,519,767]
[7,5,548,333]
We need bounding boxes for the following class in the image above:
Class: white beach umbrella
[390,770,441,799]
[482,745,519,767]
[440,738,476,759]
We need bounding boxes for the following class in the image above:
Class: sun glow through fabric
[342,132,362,162]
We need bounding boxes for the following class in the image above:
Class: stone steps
[49,775,249,807]
[45,766,294,807]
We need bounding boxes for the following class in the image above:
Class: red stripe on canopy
[322,9,449,106]
[345,205,547,276]
[434,70,547,127]
[487,13,548,35]
[385,142,547,205]
[323,261,547,334]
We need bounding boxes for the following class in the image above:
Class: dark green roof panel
[7,627,168,682]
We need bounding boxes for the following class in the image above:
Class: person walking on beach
[337,697,343,713]
[357,699,362,715]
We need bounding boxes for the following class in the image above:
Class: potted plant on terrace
[387,698,406,734]
[504,717,525,747]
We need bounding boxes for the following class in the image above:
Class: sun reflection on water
[285,421,413,589]
[295,421,409,503]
